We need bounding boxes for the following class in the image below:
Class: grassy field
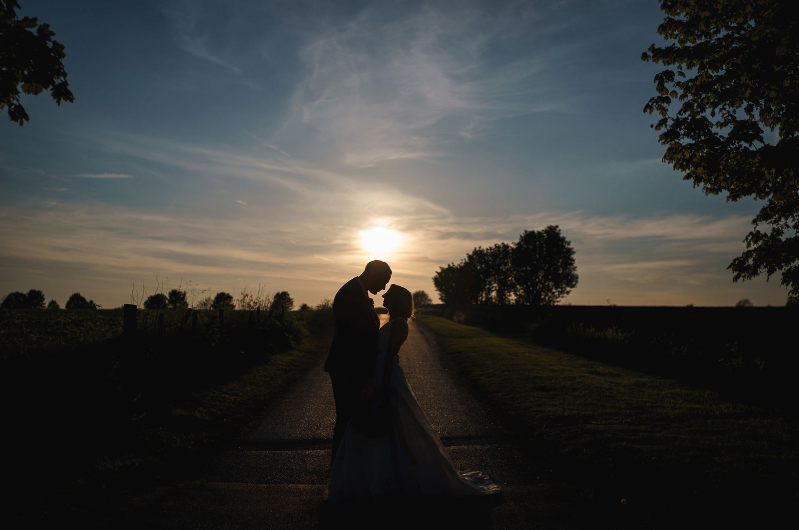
[417,314,799,525]
[2,308,332,526]
[431,304,797,411]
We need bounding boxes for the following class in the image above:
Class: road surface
[123,317,589,529]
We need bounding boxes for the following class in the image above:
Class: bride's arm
[381,319,408,389]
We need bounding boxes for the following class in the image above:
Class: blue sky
[0,0,790,308]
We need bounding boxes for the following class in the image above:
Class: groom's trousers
[329,371,360,467]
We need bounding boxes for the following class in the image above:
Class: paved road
[124,317,587,529]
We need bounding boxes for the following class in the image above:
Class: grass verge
[6,325,331,527]
[417,315,799,526]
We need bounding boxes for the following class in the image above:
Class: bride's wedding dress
[326,317,500,501]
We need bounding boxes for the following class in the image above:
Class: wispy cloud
[161,1,242,74]
[251,135,292,158]
[235,199,247,206]
[274,2,571,168]
[74,173,135,179]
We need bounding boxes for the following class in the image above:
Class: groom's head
[360,260,392,295]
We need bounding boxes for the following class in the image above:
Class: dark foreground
[118,318,605,529]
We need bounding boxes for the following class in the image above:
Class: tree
[299,303,310,312]
[65,292,96,309]
[511,225,578,306]
[211,291,235,311]
[412,290,432,308]
[465,247,493,305]
[485,242,514,305]
[432,260,476,308]
[642,0,799,297]
[735,298,754,307]
[271,291,294,317]
[1,1,75,126]
[0,291,26,309]
[167,289,188,310]
[25,288,45,309]
[47,299,59,310]
[144,293,168,310]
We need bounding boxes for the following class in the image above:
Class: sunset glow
[0,1,790,308]
[360,227,403,257]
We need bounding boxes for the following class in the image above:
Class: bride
[325,284,499,501]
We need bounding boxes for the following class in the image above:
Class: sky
[0,0,791,308]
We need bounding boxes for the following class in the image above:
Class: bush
[195,296,213,310]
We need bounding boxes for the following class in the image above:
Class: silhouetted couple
[323,260,499,502]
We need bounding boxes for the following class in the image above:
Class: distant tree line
[433,225,578,308]
[0,289,96,310]
[1,287,300,313]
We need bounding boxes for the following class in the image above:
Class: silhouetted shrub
[195,296,213,310]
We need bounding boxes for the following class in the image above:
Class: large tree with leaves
[642,0,799,297]
[432,260,477,308]
[511,225,577,306]
[1,0,74,125]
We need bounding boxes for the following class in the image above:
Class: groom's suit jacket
[324,277,380,387]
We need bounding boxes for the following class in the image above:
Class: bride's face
[381,289,394,310]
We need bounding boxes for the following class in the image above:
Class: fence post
[192,310,198,328]
[158,313,165,335]
[181,308,192,330]
[218,308,224,329]
[124,304,137,337]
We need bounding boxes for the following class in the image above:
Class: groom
[324,260,392,466]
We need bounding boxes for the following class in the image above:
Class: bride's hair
[384,284,414,319]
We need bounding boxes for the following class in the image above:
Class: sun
[359,226,403,256]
